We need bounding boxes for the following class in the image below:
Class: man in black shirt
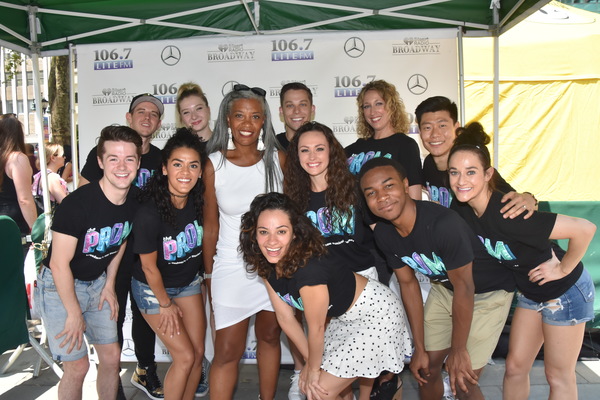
[276,82,314,150]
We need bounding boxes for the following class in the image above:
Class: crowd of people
[0,78,595,400]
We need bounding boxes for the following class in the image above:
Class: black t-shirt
[276,132,290,150]
[81,144,162,188]
[451,191,581,302]
[423,154,514,208]
[374,201,514,293]
[267,256,356,318]
[306,191,375,273]
[345,133,423,187]
[45,182,138,281]
[132,199,203,288]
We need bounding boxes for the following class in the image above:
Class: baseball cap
[129,93,164,116]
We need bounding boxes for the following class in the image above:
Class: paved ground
[1,346,600,399]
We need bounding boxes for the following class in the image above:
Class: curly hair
[240,192,325,280]
[356,80,410,139]
[140,128,205,229]
[284,121,357,230]
[206,85,282,193]
[176,82,210,127]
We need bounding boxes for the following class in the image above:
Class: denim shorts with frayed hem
[35,267,118,362]
[131,273,201,315]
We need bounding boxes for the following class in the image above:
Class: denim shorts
[516,269,595,326]
[131,273,202,315]
[35,267,118,362]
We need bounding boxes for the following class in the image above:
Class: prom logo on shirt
[277,292,304,311]
[400,251,447,280]
[83,222,132,254]
[135,168,155,188]
[347,152,392,175]
[478,236,516,261]
[306,206,355,237]
[426,182,453,208]
[163,221,203,261]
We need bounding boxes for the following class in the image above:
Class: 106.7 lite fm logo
[334,75,376,98]
[271,38,314,61]
[93,48,133,70]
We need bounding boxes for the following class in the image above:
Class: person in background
[448,124,596,400]
[415,96,536,216]
[132,129,207,399]
[25,143,40,176]
[32,142,69,209]
[59,144,73,186]
[203,84,285,400]
[239,192,411,400]
[35,125,141,400]
[0,114,37,256]
[176,82,213,143]
[79,93,165,400]
[276,82,315,150]
[346,79,423,200]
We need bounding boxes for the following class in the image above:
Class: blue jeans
[35,267,118,361]
[131,273,201,315]
[516,269,595,326]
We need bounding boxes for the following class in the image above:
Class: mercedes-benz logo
[121,339,135,357]
[161,45,181,66]
[407,74,428,95]
[222,80,239,96]
[344,37,365,58]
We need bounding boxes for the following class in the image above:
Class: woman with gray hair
[203,84,286,399]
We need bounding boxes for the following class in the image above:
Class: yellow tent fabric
[464,1,600,201]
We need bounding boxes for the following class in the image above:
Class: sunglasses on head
[233,84,266,97]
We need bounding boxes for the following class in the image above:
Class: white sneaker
[288,373,306,400]
[442,370,456,400]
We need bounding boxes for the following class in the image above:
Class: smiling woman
[202,84,286,400]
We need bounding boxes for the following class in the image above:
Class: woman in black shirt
[240,193,410,400]
[448,124,596,400]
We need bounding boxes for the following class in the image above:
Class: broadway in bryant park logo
[208,43,255,62]
[392,37,441,55]
[92,88,134,106]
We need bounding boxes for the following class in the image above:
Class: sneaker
[195,357,210,397]
[370,373,402,400]
[131,363,165,400]
[288,372,306,400]
[442,370,456,400]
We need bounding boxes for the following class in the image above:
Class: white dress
[208,151,283,329]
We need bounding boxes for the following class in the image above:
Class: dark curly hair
[449,121,495,190]
[240,192,325,279]
[140,128,205,229]
[284,121,357,231]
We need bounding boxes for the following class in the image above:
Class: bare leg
[209,318,250,399]
[58,356,89,400]
[543,322,586,400]
[177,294,207,399]
[94,342,121,400]
[419,349,448,400]
[503,308,544,400]
[357,377,375,400]
[317,370,356,400]
[255,310,282,400]
[454,367,485,400]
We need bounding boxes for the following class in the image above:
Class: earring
[256,128,265,151]
[227,127,236,150]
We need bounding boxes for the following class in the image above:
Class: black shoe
[130,363,164,400]
[370,373,402,400]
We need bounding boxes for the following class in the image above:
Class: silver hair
[206,87,283,192]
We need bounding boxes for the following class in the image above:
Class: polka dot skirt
[321,279,412,378]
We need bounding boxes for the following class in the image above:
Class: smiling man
[36,126,141,400]
[276,82,315,150]
[358,157,515,400]
[78,93,166,400]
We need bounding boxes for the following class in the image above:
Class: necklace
[169,191,188,198]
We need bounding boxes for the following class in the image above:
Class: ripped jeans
[131,273,202,315]
[516,269,594,326]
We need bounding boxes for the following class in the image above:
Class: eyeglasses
[233,84,266,97]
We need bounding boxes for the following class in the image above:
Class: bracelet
[203,273,212,279]
[159,298,173,308]
[523,192,539,207]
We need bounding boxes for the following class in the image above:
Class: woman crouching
[240,192,411,400]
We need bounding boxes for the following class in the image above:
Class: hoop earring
[227,127,236,150]
[256,128,265,151]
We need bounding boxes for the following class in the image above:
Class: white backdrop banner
[76,29,458,363]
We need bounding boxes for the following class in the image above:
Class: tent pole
[69,44,79,189]
[28,6,52,217]
[492,1,500,169]
[457,27,465,125]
